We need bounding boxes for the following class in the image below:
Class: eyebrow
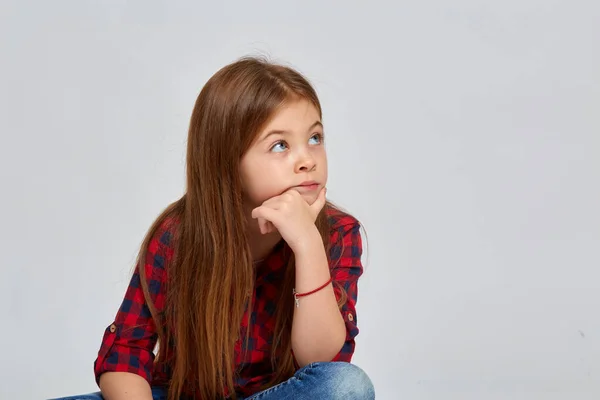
[260,121,323,142]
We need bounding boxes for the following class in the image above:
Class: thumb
[311,187,327,215]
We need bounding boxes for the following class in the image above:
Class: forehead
[262,99,321,129]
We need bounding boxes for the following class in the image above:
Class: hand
[251,187,327,252]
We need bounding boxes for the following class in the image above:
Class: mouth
[295,181,320,191]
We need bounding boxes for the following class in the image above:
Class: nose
[294,151,316,173]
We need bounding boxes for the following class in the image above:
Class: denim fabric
[49,361,374,400]
[244,362,374,400]
[48,385,167,400]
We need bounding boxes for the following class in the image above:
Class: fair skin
[99,99,345,399]
[241,99,346,366]
[99,373,152,400]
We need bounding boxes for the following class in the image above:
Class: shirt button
[347,313,354,322]
[109,324,116,333]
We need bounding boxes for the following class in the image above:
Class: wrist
[290,225,323,255]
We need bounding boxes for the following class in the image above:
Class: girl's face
[240,99,328,208]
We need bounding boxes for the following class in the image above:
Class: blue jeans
[50,361,375,400]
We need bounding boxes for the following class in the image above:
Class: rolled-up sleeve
[93,221,173,385]
[329,221,363,362]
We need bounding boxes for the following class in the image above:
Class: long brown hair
[134,57,342,399]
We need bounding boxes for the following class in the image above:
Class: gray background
[1,1,599,399]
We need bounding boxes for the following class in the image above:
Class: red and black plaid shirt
[93,206,363,398]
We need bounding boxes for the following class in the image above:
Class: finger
[252,206,281,227]
[259,219,277,234]
[261,195,281,208]
[259,195,287,211]
[310,187,327,215]
[265,220,276,233]
[257,217,269,233]
[256,217,267,234]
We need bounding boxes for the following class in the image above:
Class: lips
[298,180,318,187]
[295,181,320,191]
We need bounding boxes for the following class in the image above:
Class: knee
[307,361,375,399]
[47,393,103,400]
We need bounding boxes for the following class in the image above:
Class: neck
[242,199,283,261]
[247,225,282,262]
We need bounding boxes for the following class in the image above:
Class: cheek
[319,152,328,179]
[241,162,282,203]
[253,177,283,200]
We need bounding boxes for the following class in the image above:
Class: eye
[270,141,288,153]
[309,133,323,145]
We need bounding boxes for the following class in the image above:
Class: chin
[302,193,319,205]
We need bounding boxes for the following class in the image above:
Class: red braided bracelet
[292,277,333,307]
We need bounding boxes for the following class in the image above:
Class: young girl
[55,57,374,400]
